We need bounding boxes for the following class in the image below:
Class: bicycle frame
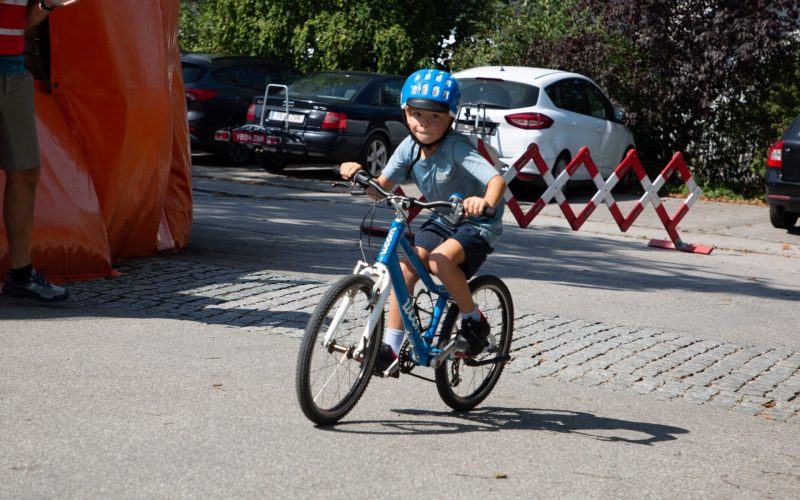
[323,207,456,369]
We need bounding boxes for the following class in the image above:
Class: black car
[766,114,800,229]
[182,53,302,164]
[241,71,408,175]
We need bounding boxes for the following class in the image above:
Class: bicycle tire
[295,274,383,425]
[435,275,514,411]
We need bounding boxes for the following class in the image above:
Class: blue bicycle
[295,170,514,425]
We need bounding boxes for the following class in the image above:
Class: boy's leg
[386,254,426,331]
[428,230,493,357]
[427,239,474,313]
[376,251,429,373]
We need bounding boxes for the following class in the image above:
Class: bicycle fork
[321,262,391,362]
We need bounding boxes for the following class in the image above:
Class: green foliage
[178,0,494,74]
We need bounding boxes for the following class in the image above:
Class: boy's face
[405,106,452,145]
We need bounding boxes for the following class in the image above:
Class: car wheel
[551,154,569,181]
[257,151,287,173]
[216,142,253,166]
[360,135,389,177]
[769,205,798,229]
[550,153,571,192]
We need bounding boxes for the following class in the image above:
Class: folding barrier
[363,140,713,255]
[500,143,713,254]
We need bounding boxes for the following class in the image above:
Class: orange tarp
[0,0,191,281]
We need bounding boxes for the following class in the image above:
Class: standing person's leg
[0,72,67,301]
[4,168,39,269]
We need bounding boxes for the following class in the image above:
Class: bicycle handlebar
[333,166,496,218]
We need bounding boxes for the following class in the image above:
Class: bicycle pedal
[373,360,400,378]
[375,367,400,379]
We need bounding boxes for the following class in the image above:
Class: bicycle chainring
[398,339,415,373]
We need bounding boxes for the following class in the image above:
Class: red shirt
[0,1,28,56]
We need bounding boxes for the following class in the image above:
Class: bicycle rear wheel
[435,275,514,411]
[295,274,383,425]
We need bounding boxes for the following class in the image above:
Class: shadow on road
[188,180,799,306]
[324,406,688,445]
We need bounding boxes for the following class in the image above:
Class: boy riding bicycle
[339,68,506,372]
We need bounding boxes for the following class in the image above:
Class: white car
[453,66,635,184]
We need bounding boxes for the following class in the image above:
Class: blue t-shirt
[382,131,504,247]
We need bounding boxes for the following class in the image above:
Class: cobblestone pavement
[69,256,800,424]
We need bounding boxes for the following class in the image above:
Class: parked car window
[290,74,369,101]
[247,64,274,89]
[182,63,205,84]
[245,64,301,91]
[460,79,539,109]
[280,66,303,85]
[546,79,591,116]
[213,66,249,87]
[583,81,613,121]
[369,80,401,107]
[786,117,800,139]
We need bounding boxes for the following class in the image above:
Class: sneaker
[372,341,398,377]
[2,268,68,302]
[454,313,490,357]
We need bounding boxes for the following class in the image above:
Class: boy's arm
[464,175,506,216]
[338,162,396,199]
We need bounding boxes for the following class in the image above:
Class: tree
[451,0,800,195]
[179,0,494,74]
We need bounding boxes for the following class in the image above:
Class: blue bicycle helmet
[401,69,461,117]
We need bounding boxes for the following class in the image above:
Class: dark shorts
[0,72,40,172]
[413,219,494,278]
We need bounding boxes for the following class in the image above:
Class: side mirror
[614,107,627,123]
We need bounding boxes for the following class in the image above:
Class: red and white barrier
[500,142,712,254]
[362,140,712,255]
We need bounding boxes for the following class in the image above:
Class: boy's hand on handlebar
[339,162,364,181]
[463,196,490,217]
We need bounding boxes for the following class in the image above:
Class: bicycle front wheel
[295,274,383,425]
[435,275,514,411]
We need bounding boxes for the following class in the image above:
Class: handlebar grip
[332,165,341,176]
[353,170,372,185]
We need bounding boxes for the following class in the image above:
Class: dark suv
[182,53,302,164]
[766,114,800,229]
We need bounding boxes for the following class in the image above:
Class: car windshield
[273,73,370,101]
[459,78,539,110]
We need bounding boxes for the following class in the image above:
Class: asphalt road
[1,159,799,498]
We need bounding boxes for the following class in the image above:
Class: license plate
[269,111,305,124]
[232,131,267,144]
